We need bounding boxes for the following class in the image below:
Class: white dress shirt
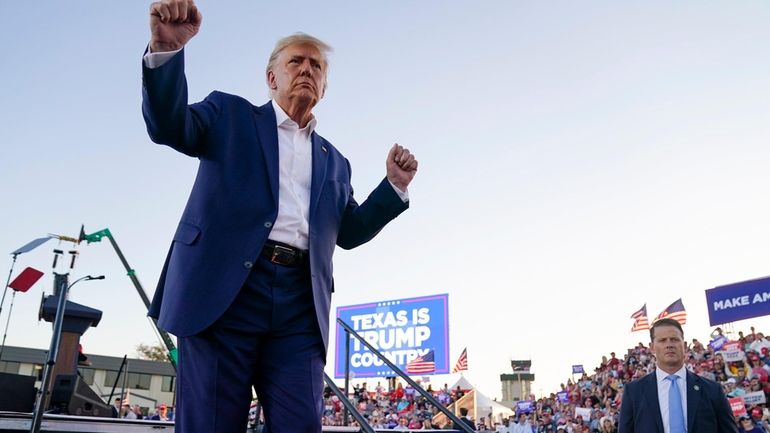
[269,100,314,249]
[655,366,688,433]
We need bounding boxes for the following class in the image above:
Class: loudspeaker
[50,374,111,417]
[0,372,36,412]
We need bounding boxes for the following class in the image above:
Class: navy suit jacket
[618,370,738,433]
[141,49,408,350]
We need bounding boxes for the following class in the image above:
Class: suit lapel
[254,102,279,206]
[308,132,329,222]
[686,371,701,431]
[643,373,665,433]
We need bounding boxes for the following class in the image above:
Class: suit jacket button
[264,222,273,228]
[244,261,253,269]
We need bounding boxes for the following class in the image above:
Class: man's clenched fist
[149,0,202,52]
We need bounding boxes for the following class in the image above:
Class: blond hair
[265,33,333,97]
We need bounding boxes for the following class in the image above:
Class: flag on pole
[9,267,44,293]
[630,303,650,332]
[10,237,53,256]
[406,350,435,374]
[655,298,687,325]
[452,348,468,373]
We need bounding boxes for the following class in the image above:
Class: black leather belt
[261,241,308,267]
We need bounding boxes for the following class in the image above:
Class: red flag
[9,267,44,293]
[655,298,687,325]
[452,348,468,373]
[630,304,650,332]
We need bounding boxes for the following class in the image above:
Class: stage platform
[0,411,174,432]
[0,411,369,433]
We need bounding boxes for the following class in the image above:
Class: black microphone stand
[0,252,20,361]
[29,275,103,433]
[0,252,19,322]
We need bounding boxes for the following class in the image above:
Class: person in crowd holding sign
[618,318,738,433]
[141,1,417,432]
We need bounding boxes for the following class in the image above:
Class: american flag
[406,350,435,374]
[655,298,687,325]
[452,348,468,373]
[630,303,650,332]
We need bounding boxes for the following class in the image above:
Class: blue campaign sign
[557,391,569,404]
[334,294,449,379]
[516,400,534,414]
[709,335,728,351]
[705,276,770,326]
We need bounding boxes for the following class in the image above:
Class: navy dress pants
[175,255,325,433]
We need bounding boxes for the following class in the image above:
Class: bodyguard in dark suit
[141,1,418,432]
[619,318,737,433]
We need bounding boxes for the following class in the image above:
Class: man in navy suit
[618,318,737,433]
[142,1,418,432]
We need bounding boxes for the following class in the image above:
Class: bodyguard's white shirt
[655,366,688,433]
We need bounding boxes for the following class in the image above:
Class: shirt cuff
[388,180,409,202]
[143,47,182,69]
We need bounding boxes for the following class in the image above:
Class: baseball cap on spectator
[727,378,736,384]
[752,407,762,419]
[740,415,752,421]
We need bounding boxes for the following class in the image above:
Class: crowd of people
[319,381,465,429]
[507,326,770,433]
[115,325,770,431]
[292,326,770,432]
[112,398,173,421]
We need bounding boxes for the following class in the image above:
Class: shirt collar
[271,99,317,133]
[655,365,687,383]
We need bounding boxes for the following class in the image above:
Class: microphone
[85,275,105,281]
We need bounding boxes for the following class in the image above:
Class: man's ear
[267,70,277,90]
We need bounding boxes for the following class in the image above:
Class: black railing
[337,318,474,433]
[323,373,375,433]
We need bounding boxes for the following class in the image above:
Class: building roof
[500,373,535,381]
[1,346,175,376]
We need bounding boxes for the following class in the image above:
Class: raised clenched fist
[149,0,202,52]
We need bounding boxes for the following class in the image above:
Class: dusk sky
[2,1,770,399]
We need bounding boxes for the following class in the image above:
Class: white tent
[450,375,474,391]
[432,389,515,428]
[474,389,515,423]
